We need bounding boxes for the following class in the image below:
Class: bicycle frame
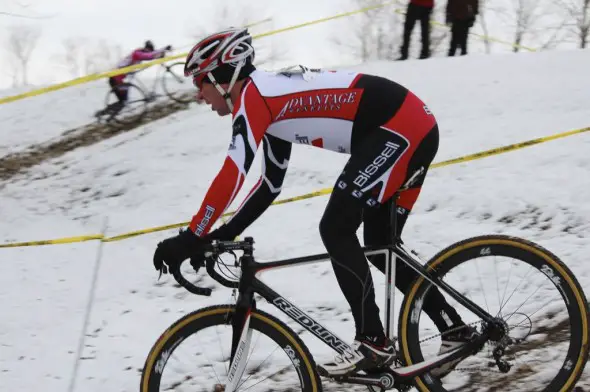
[125,64,170,99]
[218,210,496,388]
[205,168,497,389]
[229,242,494,345]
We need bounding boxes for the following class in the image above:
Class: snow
[1,49,589,391]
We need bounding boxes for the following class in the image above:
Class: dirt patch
[0,99,193,182]
[460,318,588,391]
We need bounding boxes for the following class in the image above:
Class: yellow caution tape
[0,3,399,106]
[431,126,590,168]
[427,19,536,53]
[254,1,398,39]
[0,1,542,106]
[0,235,104,248]
[1,125,588,248]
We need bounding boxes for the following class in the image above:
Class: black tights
[319,127,463,337]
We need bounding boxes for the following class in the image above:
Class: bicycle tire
[103,83,148,126]
[161,62,194,104]
[398,235,589,392]
[140,304,323,392]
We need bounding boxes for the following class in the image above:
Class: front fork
[226,257,256,392]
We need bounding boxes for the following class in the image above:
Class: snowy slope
[1,49,589,391]
[0,67,199,159]
[0,82,111,157]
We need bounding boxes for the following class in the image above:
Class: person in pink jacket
[107,40,172,109]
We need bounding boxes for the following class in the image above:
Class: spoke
[503,282,546,324]
[497,264,536,317]
[499,258,515,317]
[200,326,223,387]
[475,257,491,314]
[508,294,561,329]
[237,345,283,391]
[240,364,293,391]
[493,257,502,317]
[215,324,229,375]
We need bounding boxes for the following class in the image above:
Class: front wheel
[161,61,195,104]
[141,305,322,392]
[398,235,589,392]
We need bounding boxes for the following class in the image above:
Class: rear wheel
[141,305,322,392]
[398,235,589,391]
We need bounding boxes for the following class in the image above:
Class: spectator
[398,0,435,60]
[446,0,479,56]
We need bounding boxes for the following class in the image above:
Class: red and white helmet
[184,28,255,111]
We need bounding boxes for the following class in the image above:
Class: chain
[416,320,484,344]
[455,366,502,374]
[413,320,512,375]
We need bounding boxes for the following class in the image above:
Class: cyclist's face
[197,82,231,116]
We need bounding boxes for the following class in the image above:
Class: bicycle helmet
[184,27,255,111]
[144,40,155,51]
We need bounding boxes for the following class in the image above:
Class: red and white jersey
[188,67,424,237]
[249,69,362,154]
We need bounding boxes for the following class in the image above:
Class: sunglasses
[192,73,214,90]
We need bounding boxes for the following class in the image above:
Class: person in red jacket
[399,0,435,60]
[446,0,479,56]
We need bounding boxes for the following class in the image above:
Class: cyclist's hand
[187,225,235,271]
[165,45,172,51]
[153,229,204,275]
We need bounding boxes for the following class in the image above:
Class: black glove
[206,224,237,241]
[153,229,204,274]
[189,224,237,271]
[165,45,172,51]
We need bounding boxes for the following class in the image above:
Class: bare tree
[190,2,264,40]
[476,0,494,53]
[251,19,288,69]
[511,0,542,52]
[84,39,123,74]
[52,37,88,78]
[492,0,565,52]
[5,24,41,85]
[556,0,590,48]
[331,0,404,62]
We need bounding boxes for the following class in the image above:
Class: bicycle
[141,177,589,392]
[94,61,194,126]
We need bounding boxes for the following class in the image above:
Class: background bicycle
[94,61,194,126]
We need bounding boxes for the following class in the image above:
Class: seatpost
[384,193,399,340]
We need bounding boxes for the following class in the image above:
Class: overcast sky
[0,0,360,88]
[0,0,579,89]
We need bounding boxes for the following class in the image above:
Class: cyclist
[153,27,475,376]
[99,40,172,115]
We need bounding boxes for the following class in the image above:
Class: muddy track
[0,99,193,181]
[460,318,588,391]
